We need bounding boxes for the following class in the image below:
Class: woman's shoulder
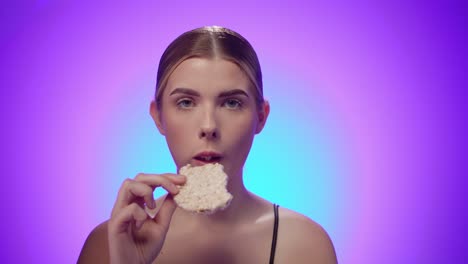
[77,221,109,264]
[276,206,337,263]
[277,206,327,234]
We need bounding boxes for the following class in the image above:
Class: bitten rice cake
[174,163,233,214]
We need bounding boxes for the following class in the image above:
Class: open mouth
[194,152,222,163]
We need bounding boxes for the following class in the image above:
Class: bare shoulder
[77,221,109,264]
[275,207,337,264]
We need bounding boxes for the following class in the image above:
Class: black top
[269,204,280,264]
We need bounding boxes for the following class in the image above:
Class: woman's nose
[199,128,217,139]
[198,108,218,140]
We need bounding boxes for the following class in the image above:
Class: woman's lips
[192,157,222,166]
[192,151,223,166]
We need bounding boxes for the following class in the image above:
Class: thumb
[154,194,178,229]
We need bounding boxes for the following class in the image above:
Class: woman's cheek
[164,117,192,149]
[226,117,256,147]
[164,110,193,130]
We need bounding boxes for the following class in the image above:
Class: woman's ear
[150,101,166,135]
[255,100,270,134]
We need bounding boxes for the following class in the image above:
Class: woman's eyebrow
[169,87,200,96]
[218,89,249,98]
[169,88,249,98]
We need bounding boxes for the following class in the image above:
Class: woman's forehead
[165,58,253,95]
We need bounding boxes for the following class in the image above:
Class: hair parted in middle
[155,26,264,110]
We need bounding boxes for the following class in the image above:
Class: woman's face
[150,57,269,179]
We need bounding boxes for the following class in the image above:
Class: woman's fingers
[154,194,178,230]
[135,173,186,193]
[109,203,148,234]
[106,173,186,264]
[112,174,186,217]
[112,179,155,217]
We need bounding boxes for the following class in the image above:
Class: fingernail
[151,200,156,209]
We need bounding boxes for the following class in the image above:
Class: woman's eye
[176,99,194,109]
[224,99,242,109]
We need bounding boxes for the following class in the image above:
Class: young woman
[78,26,337,264]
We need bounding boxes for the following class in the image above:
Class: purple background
[1,1,467,263]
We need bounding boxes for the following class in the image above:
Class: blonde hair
[155,26,264,110]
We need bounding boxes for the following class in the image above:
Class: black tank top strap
[269,203,280,264]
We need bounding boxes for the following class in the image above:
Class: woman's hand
[108,173,186,264]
